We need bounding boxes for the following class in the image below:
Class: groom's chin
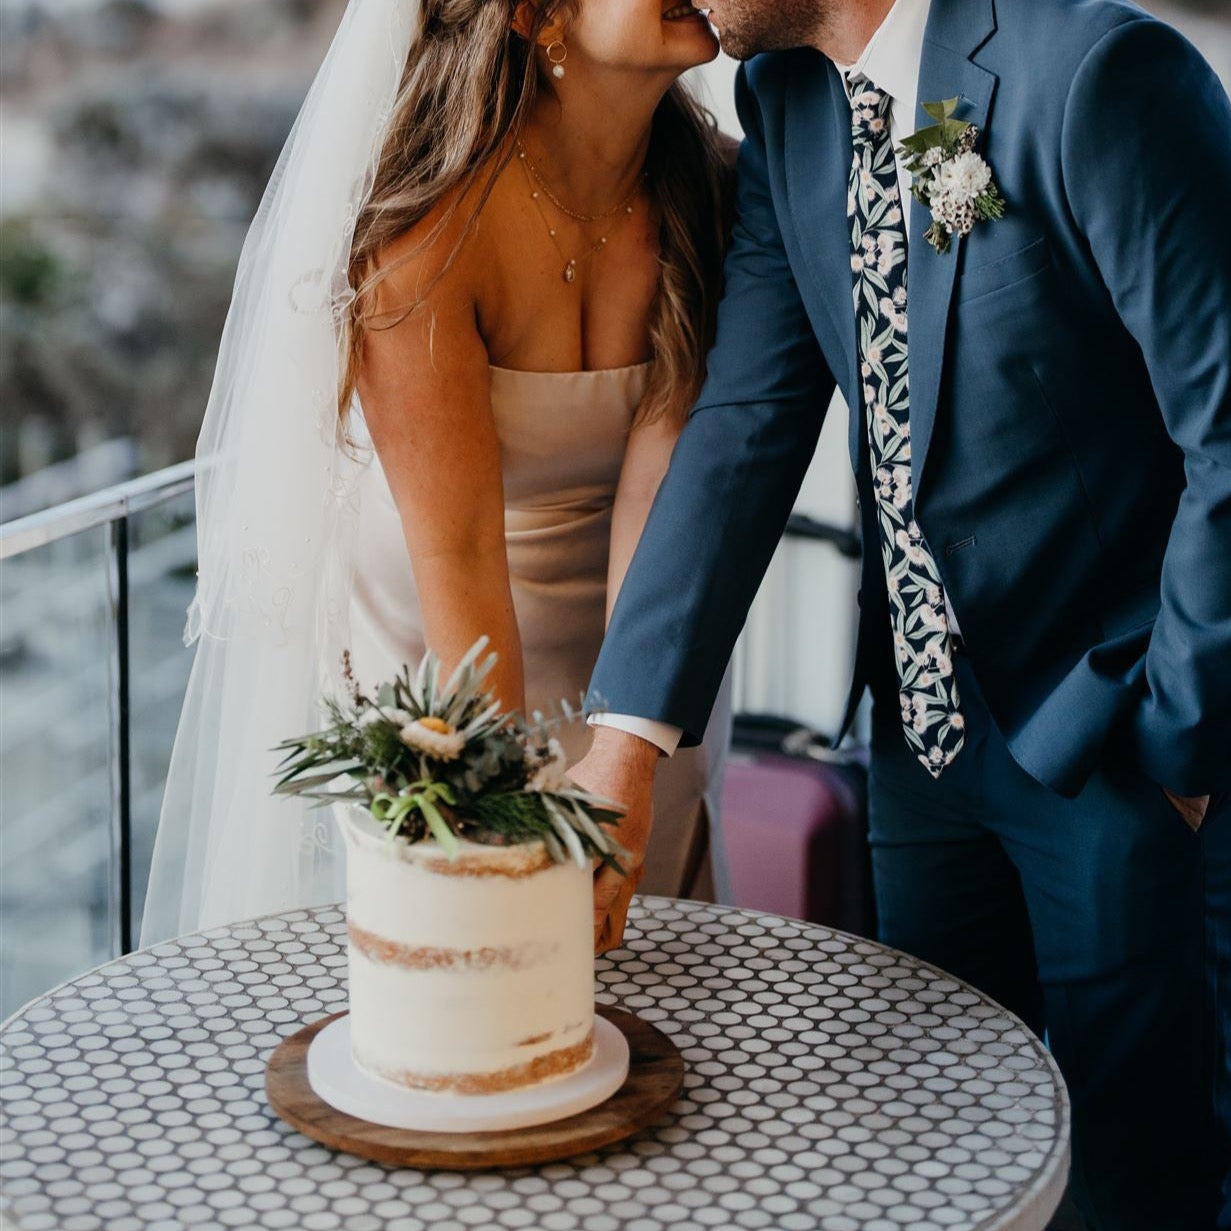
[712,29,759,61]
[707,18,780,62]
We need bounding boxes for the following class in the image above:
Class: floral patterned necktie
[847,75,965,778]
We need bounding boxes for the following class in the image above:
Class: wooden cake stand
[266,1005,685,1169]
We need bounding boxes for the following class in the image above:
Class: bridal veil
[140,0,419,944]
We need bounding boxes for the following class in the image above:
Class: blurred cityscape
[1,0,348,1019]
[1,0,1228,1019]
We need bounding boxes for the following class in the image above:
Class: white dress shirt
[589,0,953,757]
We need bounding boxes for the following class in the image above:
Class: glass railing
[0,462,196,1020]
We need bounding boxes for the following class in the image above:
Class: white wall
[687,56,861,738]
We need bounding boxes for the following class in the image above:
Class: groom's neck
[810,0,896,65]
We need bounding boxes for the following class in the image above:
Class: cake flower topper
[898,97,1005,254]
[273,635,629,874]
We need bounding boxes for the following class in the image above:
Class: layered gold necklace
[515,139,646,284]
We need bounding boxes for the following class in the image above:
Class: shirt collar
[833,0,931,116]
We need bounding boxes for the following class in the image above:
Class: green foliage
[975,188,1006,221]
[898,98,966,171]
[272,636,628,873]
[0,222,61,307]
[923,221,952,254]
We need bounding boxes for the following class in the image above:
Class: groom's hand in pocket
[567,728,659,952]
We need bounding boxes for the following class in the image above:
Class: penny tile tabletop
[0,897,1070,1231]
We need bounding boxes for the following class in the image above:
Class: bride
[140,0,736,945]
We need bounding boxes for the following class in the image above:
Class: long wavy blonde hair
[339,0,731,427]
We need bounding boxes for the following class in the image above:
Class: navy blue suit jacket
[588,0,1231,798]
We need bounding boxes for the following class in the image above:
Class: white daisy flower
[399,716,466,761]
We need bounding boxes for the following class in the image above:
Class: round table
[0,898,1070,1231]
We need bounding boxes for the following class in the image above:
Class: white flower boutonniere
[899,97,1006,254]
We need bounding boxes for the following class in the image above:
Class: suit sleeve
[1061,18,1231,795]
[585,64,836,747]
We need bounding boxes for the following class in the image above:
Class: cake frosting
[339,805,596,1095]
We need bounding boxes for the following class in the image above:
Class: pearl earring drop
[546,40,567,80]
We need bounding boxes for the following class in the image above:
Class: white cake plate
[306,1014,631,1133]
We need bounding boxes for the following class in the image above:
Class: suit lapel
[784,53,862,464]
[907,0,998,500]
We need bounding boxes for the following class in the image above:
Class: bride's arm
[605,407,683,628]
[356,212,526,715]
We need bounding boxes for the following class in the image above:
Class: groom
[571,0,1231,1227]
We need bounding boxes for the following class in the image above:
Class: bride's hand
[567,729,659,953]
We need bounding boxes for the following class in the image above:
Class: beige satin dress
[346,363,733,899]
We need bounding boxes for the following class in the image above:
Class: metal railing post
[106,515,133,954]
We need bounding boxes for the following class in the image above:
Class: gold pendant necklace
[515,141,644,284]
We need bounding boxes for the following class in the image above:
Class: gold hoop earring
[546,40,567,80]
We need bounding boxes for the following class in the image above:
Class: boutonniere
[898,97,1006,254]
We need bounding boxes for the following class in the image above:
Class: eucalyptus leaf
[419,797,460,858]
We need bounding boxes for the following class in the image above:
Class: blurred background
[1,0,1227,1020]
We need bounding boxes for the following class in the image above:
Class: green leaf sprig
[272,636,629,874]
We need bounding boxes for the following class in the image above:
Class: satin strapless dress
[346,363,733,898]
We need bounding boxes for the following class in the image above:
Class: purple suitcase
[720,735,871,935]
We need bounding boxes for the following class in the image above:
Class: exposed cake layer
[339,807,595,1094]
[355,1029,596,1095]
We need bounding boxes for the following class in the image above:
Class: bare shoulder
[365,168,501,318]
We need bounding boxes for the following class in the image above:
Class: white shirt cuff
[587,711,683,757]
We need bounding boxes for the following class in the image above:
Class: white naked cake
[340,806,596,1095]
[275,638,626,1105]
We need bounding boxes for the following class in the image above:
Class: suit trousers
[866,645,1226,1230]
